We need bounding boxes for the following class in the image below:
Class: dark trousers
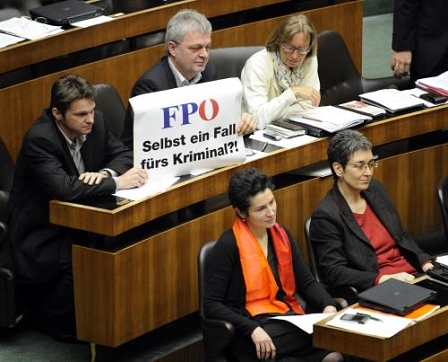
[19,248,76,337]
[230,319,331,362]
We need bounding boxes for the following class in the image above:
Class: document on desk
[250,129,318,149]
[113,176,179,201]
[290,106,371,133]
[0,32,24,48]
[0,17,64,40]
[359,89,425,113]
[326,307,413,338]
[271,313,334,334]
[416,70,448,97]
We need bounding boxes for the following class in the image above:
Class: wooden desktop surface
[314,304,448,362]
[50,104,448,237]
[60,106,448,347]
[0,0,354,74]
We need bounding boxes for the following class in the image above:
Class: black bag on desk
[358,279,437,316]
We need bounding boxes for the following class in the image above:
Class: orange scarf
[233,218,304,316]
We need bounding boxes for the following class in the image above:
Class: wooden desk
[47,106,448,347]
[314,305,448,361]
[0,0,351,75]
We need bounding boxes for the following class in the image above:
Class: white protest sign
[130,78,246,180]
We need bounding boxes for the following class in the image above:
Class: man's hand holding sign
[130,78,246,180]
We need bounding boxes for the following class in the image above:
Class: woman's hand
[323,305,337,313]
[379,272,415,284]
[291,86,321,107]
[251,326,276,360]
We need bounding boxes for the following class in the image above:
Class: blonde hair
[266,14,317,58]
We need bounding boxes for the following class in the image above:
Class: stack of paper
[359,89,425,113]
[337,100,386,117]
[0,17,64,41]
[290,106,371,135]
[416,71,448,97]
[265,119,306,138]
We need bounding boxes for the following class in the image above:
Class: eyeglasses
[281,43,311,55]
[347,160,378,171]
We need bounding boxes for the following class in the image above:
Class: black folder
[29,0,105,27]
[358,279,437,316]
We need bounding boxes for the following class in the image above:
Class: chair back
[94,83,126,139]
[197,240,235,362]
[303,216,322,283]
[0,137,14,224]
[210,46,264,80]
[317,30,364,106]
[0,136,19,328]
[437,176,448,243]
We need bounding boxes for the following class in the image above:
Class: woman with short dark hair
[204,168,343,362]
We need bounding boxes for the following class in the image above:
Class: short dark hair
[228,168,275,214]
[327,129,372,179]
[50,74,95,115]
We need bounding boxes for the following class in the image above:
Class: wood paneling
[50,105,448,236]
[74,143,448,346]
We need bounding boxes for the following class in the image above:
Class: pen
[356,312,383,322]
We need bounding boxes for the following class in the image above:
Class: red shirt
[354,203,417,283]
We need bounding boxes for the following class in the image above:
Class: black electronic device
[358,279,437,316]
[340,313,369,324]
[29,0,105,27]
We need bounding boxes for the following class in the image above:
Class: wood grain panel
[74,143,448,346]
[49,105,448,236]
[0,0,293,73]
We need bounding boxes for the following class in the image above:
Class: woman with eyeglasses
[241,14,320,129]
[310,129,434,293]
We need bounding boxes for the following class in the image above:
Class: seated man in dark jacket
[0,74,148,342]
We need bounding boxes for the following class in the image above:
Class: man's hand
[237,112,258,135]
[391,50,412,78]
[117,168,148,190]
[251,326,276,360]
[79,172,107,185]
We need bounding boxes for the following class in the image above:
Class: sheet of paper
[114,176,179,201]
[250,129,318,149]
[71,15,114,28]
[271,313,334,334]
[325,307,414,338]
[0,32,24,48]
[0,17,63,40]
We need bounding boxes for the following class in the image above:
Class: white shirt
[241,49,320,129]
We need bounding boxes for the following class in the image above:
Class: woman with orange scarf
[204,168,343,362]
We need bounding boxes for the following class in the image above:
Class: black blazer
[310,179,432,292]
[392,0,448,78]
[4,109,132,283]
[203,227,336,338]
[120,56,218,148]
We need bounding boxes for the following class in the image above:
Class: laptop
[358,279,437,316]
[29,0,105,27]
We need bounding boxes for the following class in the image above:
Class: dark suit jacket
[392,0,448,78]
[310,179,432,292]
[4,109,132,283]
[120,56,218,149]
